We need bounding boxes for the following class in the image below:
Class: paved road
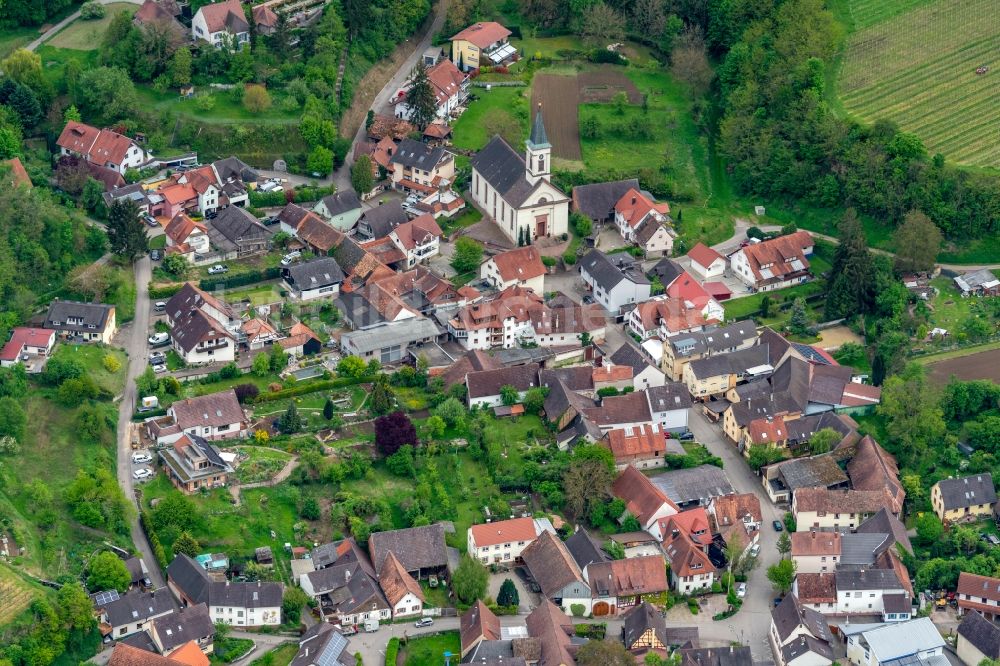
[330,0,451,192]
[115,256,164,588]
[688,409,784,661]
[25,0,143,52]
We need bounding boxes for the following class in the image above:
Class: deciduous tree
[893,210,942,273]
[243,85,272,113]
[767,559,795,593]
[576,639,635,666]
[351,155,375,195]
[375,411,417,456]
[825,209,876,319]
[452,556,488,604]
[808,428,840,454]
[562,444,616,519]
[580,3,625,44]
[86,551,131,592]
[173,531,200,558]
[451,237,483,274]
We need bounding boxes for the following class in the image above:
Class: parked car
[736,582,747,598]
[281,251,301,266]
[149,352,166,365]
[337,625,357,636]
[749,544,761,558]
[148,332,169,346]
[207,264,228,275]
[414,618,433,628]
[988,534,1000,546]
[772,520,784,532]
[153,301,166,312]
[150,249,162,261]
[133,468,152,480]
[774,597,783,607]
[153,364,168,374]
[131,452,152,464]
[677,430,695,441]
[143,215,158,227]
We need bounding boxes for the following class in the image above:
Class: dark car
[774,597,783,607]
[677,430,695,441]
[150,249,162,261]
[772,520,784,532]
[582,294,595,304]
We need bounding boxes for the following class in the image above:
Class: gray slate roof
[319,190,362,217]
[284,257,345,290]
[99,589,175,628]
[857,508,913,555]
[44,300,114,333]
[356,201,409,239]
[623,602,667,650]
[580,249,650,291]
[564,530,608,570]
[340,318,441,356]
[471,136,545,208]
[166,554,282,609]
[527,108,550,148]
[770,594,832,644]
[368,523,448,573]
[668,320,757,359]
[572,179,639,221]
[390,139,446,169]
[609,342,654,374]
[213,156,257,183]
[781,635,834,664]
[208,206,271,251]
[835,568,903,591]
[679,645,752,666]
[650,465,734,507]
[150,603,213,652]
[838,533,888,566]
[650,257,685,287]
[467,363,540,399]
[958,610,1000,659]
[647,383,694,413]
[936,473,997,511]
[291,623,352,666]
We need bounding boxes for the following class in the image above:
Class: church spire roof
[527,103,551,149]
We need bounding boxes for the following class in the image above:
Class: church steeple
[525,103,551,185]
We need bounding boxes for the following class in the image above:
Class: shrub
[102,354,121,373]
[541,255,556,267]
[80,1,106,19]
[233,383,259,403]
[570,603,586,617]
[384,638,400,665]
[562,251,577,265]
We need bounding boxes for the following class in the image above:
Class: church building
[470,106,569,245]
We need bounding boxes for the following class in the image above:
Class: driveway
[688,409,786,660]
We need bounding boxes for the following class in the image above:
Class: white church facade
[470,106,570,245]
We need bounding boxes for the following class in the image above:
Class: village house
[368,524,449,580]
[149,603,215,658]
[355,201,409,240]
[191,0,249,48]
[662,513,715,594]
[102,183,156,216]
[843,618,943,666]
[0,327,55,371]
[296,214,344,256]
[519,530,592,615]
[587,556,668,616]
[167,555,282,627]
[470,109,570,245]
[958,572,1000,621]
[666,271,726,323]
[395,58,469,121]
[931,473,997,524]
[299,539,391,626]
[663,320,757,382]
[614,187,671,243]
[313,190,363,231]
[411,186,466,219]
[251,4,278,34]
[282,257,345,301]
[687,243,728,280]
[730,231,814,292]
[389,139,455,194]
[287,624,353,666]
[835,569,911,619]
[239,318,280,351]
[277,321,322,358]
[92,588,176,640]
[710,493,762,553]
[150,390,247,444]
[627,296,712,341]
[387,214,444,267]
[165,283,239,334]
[205,207,272,259]
[467,517,553,565]
[159,433,234,493]
[170,306,235,365]
[635,217,677,257]
[609,343,666,390]
[602,423,670,471]
[584,390,654,433]
[164,214,210,262]
[339,318,441,366]
[793,488,891,532]
[770,595,834,666]
[580,249,651,315]
[650,464,736,510]
[57,121,152,175]
[957,610,1000,666]
[133,0,186,40]
[450,21,514,71]
[447,287,603,351]
[171,166,222,216]
[763,454,850,505]
[611,465,679,540]
[622,601,668,656]
[684,345,773,399]
[681,646,753,666]
[459,600,500,659]
[572,178,640,223]
[378,551,425,618]
[790,531,841,574]
[465,362,540,408]
[44,300,117,344]
[480,246,547,293]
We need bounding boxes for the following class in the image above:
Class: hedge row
[251,376,369,403]
[199,266,282,291]
[149,284,185,299]
[384,638,400,666]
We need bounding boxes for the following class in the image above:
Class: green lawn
[723,281,826,321]
[249,643,298,666]
[48,344,127,395]
[48,4,137,50]
[222,284,284,308]
[400,631,461,665]
[227,446,293,485]
[0,26,40,59]
[452,85,528,151]
[135,86,301,125]
[149,235,167,250]
[440,205,483,237]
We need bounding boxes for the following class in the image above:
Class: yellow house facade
[931,474,997,524]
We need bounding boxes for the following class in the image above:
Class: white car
[281,251,301,266]
[207,264,228,275]
[133,468,152,480]
[736,582,747,598]
[749,544,761,558]
[148,332,169,346]
[153,364,168,374]
[414,618,433,628]
[132,452,153,464]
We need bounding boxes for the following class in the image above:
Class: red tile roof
[161,183,197,205]
[2,157,31,188]
[587,555,669,597]
[738,231,813,284]
[392,214,442,250]
[795,573,836,603]
[958,572,1000,602]
[164,213,206,246]
[425,59,467,107]
[666,271,715,309]
[470,517,537,548]
[664,508,711,541]
[198,0,247,33]
[592,364,633,384]
[712,494,762,534]
[169,642,210,666]
[0,327,54,361]
[612,465,678,526]
[632,298,709,335]
[663,529,714,578]
[461,600,500,656]
[451,21,512,48]
[489,246,546,283]
[746,416,788,445]
[687,242,725,270]
[379,551,425,606]
[57,120,100,154]
[603,423,666,460]
[251,3,278,28]
[790,531,841,557]
[298,214,344,253]
[89,128,138,167]
[614,188,669,229]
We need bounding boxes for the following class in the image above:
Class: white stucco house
[192,0,250,48]
[579,250,651,315]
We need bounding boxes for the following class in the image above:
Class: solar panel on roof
[315,631,349,666]
[93,589,120,605]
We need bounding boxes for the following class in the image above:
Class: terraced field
[0,564,41,626]
[838,0,1000,167]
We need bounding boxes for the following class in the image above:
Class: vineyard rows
[838,0,1000,167]
[0,566,39,626]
